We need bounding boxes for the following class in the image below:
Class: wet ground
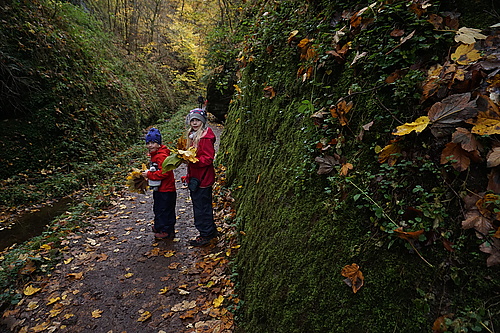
[1,125,237,333]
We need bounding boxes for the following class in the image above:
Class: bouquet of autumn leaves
[161,136,199,172]
[126,163,148,194]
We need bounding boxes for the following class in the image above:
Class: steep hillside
[0,0,187,206]
[211,0,500,332]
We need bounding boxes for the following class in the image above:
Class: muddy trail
[1,125,238,333]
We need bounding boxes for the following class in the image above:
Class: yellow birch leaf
[137,311,152,322]
[91,309,103,318]
[213,295,224,308]
[393,116,430,136]
[24,285,41,296]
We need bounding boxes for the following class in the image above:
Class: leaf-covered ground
[1,125,238,333]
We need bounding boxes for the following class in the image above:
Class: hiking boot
[189,233,217,247]
[155,232,174,240]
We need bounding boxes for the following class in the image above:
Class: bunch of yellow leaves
[162,147,199,173]
[126,165,148,194]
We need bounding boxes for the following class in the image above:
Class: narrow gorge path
[2,124,237,333]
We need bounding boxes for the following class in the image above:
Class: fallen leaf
[67,272,84,280]
[378,143,401,166]
[452,128,482,152]
[394,227,424,240]
[315,155,340,175]
[341,263,364,293]
[213,295,224,308]
[30,322,50,332]
[124,273,134,278]
[428,92,478,138]
[451,43,482,65]
[24,285,41,296]
[340,163,353,176]
[479,238,500,267]
[454,27,487,44]
[462,209,494,238]
[440,142,476,171]
[158,287,169,295]
[171,300,197,312]
[137,311,151,322]
[91,309,103,318]
[393,116,430,136]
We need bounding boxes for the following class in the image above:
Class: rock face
[205,65,237,123]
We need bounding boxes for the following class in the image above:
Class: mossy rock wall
[217,1,499,332]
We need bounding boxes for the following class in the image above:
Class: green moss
[216,0,500,332]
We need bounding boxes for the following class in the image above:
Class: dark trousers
[153,191,176,234]
[190,187,216,237]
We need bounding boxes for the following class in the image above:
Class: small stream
[0,197,73,250]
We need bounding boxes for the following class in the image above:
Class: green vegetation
[213,0,500,332]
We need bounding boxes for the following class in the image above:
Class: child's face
[146,141,161,153]
[190,118,203,131]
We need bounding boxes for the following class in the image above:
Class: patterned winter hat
[145,127,162,144]
[187,108,207,125]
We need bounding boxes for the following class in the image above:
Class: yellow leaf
[31,322,50,332]
[40,244,51,250]
[64,258,73,264]
[163,250,175,258]
[158,287,169,294]
[451,43,481,65]
[213,295,224,308]
[177,147,199,163]
[471,117,500,136]
[340,163,353,176]
[49,307,63,318]
[91,309,103,318]
[24,285,41,296]
[393,116,430,136]
[47,297,61,305]
[137,311,152,322]
[27,301,39,310]
[124,273,134,278]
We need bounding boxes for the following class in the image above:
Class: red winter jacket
[187,127,216,188]
[147,145,176,192]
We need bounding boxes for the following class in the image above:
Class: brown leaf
[263,86,276,99]
[394,227,424,240]
[315,155,340,175]
[451,128,482,152]
[479,238,500,267]
[339,163,353,176]
[330,100,353,126]
[440,142,471,171]
[428,92,478,137]
[462,210,494,238]
[487,167,500,193]
[341,263,364,293]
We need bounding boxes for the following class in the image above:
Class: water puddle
[0,197,73,250]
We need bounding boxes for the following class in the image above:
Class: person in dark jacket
[142,128,177,239]
[184,109,218,246]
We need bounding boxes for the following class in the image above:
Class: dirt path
[2,124,237,333]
